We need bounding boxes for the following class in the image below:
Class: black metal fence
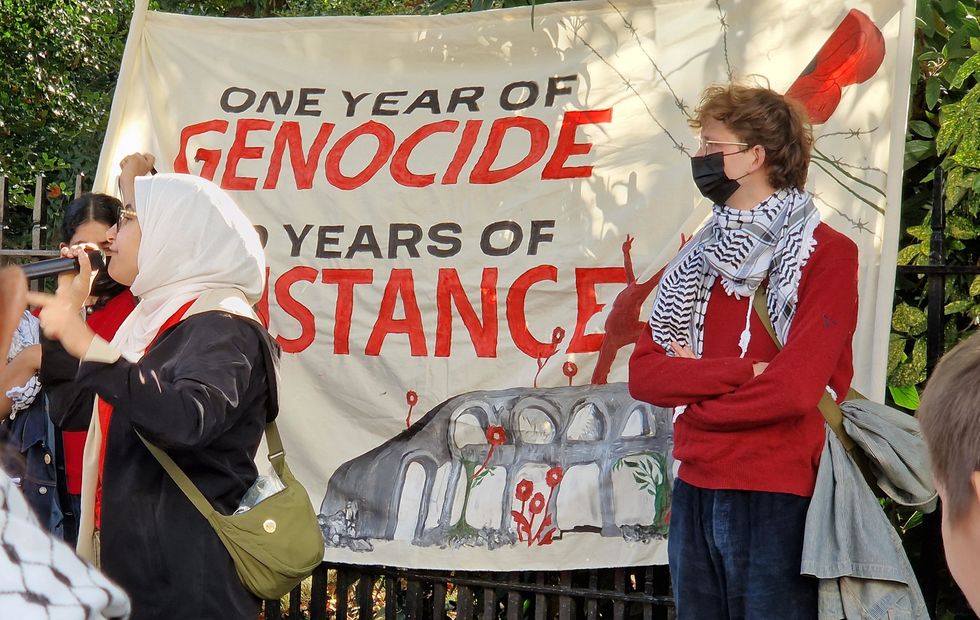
[263,563,674,620]
[896,166,980,371]
[0,173,64,269]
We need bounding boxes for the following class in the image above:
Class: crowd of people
[0,83,978,620]
[2,153,277,618]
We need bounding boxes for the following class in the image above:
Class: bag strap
[136,298,287,519]
[138,432,220,519]
[137,421,285,520]
[750,286,858,452]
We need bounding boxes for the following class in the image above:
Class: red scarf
[61,291,136,496]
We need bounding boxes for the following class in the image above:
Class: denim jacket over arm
[802,399,937,620]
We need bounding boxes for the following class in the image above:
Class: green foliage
[614,452,671,535]
[0,0,572,253]
[889,2,980,614]
[0,0,130,247]
[890,0,980,408]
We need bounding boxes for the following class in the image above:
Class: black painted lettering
[345,225,383,259]
[284,224,314,257]
[220,87,256,113]
[500,81,538,111]
[428,223,462,258]
[481,221,523,256]
[316,225,344,259]
[257,90,294,115]
[447,86,485,113]
[296,88,326,117]
[343,91,371,117]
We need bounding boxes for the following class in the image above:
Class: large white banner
[97,0,914,569]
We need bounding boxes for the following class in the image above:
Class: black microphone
[20,250,107,281]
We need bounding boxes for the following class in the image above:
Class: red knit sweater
[628,223,858,497]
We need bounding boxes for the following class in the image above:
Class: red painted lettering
[435,268,498,357]
[321,268,374,355]
[470,117,549,184]
[365,269,427,356]
[173,119,229,180]
[274,266,318,353]
[566,267,626,353]
[506,265,559,359]
[541,109,613,179]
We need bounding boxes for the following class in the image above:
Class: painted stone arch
[566,399,606,441]
[510,396,560,445]
[621,404,656,437]
[448,401,493,453]
[391,451,438,542]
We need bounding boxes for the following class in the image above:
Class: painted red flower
[472,425,507,479]
[515,479,533,502]
[529,492,546,515]
[405,390,419,429]
[546,466,564,488]
[552,327,566,344]
[485,425,506,446]
[562,361,578,386]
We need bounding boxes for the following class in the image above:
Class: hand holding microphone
[25,245,101,358]
[19,247,106,281]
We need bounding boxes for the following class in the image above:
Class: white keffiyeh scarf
[648,188,820,357]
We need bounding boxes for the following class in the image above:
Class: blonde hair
[918,332,980,523]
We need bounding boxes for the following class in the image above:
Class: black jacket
[69,311,279,620]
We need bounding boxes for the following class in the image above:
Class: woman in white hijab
[29,154,279,620]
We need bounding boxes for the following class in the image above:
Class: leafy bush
[0,0,130,246]
[894,0,980,408]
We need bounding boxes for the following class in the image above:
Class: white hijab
[75,174,266,562]
[110,173,266,360]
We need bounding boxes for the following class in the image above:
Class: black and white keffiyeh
[648,188,820,357]
[0,468,131,618]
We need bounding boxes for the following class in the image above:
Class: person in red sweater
[39,193,136,546]
[629,84,858,620]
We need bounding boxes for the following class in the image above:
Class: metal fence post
[926,165,945,373]
[30,174,48,292]
[74,172,87,200]
[0,175,7,253]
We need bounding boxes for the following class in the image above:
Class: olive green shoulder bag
[139,422,324,601]
[137,310,323,601]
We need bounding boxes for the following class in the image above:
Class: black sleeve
[40,332,95,431]
[75,313,264,450]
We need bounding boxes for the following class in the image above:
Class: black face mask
[691,151,745,205]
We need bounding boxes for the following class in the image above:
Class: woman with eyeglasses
[628,84,859,619]
[28,153,277,619]
[37,192,137,546]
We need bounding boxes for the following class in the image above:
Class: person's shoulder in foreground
[0,467,130,619]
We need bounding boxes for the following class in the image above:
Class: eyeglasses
[697,137,750,155]
[117,206,137,230]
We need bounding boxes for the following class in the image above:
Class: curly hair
[689,83,813,190]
